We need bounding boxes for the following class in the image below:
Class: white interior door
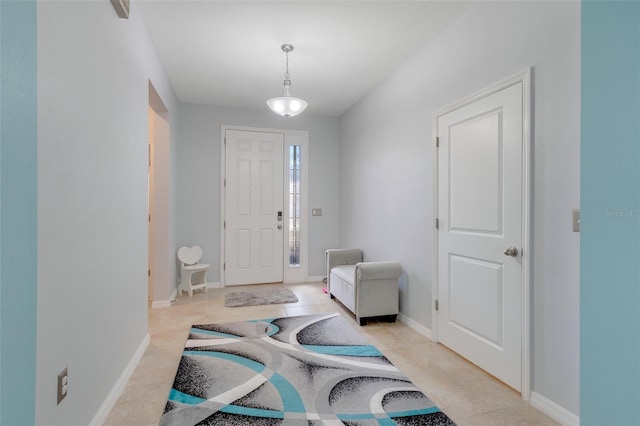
[225,129,284,285]
[435,78,527,391]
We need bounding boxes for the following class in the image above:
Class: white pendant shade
[267,44,308,117]
[266,97,308,117]
[267,84,308,117]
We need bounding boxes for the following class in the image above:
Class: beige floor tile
[104,382,168,426]
[456,404,561,425]
[105,283,556,426]
[285,281,326,294]
[358,324,414,351]
[283,303,344,317]
[386,347,527,420]
[286,292,332,307]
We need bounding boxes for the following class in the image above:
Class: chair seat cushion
[184,264,209,271]
[331,265,356,284]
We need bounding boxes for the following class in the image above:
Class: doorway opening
[148,82,171,307]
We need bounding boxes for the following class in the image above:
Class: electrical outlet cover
[57,368,68,404]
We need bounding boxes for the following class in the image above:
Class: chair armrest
[326,249,363,287]
[354,261,402,320]
[326,249,362,269]
[356,261,402,281]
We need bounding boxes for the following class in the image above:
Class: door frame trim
[431,68,532,400]
[220,125,309,286]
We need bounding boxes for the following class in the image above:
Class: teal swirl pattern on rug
[160,312,455,425]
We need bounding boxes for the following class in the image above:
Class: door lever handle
[504,247,519,257]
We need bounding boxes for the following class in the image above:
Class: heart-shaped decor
[178,246,203,265]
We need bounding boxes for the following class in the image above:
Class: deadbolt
[504,247,519,257]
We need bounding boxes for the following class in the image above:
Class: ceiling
[137,1,471,117]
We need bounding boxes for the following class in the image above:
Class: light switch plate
[312,208,322,216]
[572,209,580,232]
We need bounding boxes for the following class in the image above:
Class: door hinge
[224,221,226,229]
[435,218,439,229]
[223,263,226,271]
[436,136,440,148]
[148,214,151,222]
[224,179,226,187]
[435,300,439,311]
[148,269,151,277]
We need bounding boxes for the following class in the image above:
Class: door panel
[236,159,251,215]
[450,111,502,234]
[260,160,274,214]
[449,254,503,346]
[259,229,274,267]
[235,229,251,269]
[437,81,524,390]
[225,130,284,285]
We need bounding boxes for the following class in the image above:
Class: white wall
[176,103,339,283]
[37,1,178,424]
[338,1,579,417]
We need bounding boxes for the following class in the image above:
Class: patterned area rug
[224,288,298,307]
[160,312,455,425]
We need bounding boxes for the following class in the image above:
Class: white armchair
[326,249,402,325]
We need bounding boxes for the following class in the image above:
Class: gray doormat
[224,288,298,307]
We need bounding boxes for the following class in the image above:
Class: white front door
[225,130,284,285]
[435,76,528,391]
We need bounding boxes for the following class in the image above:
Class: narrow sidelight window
[289,145,301,266]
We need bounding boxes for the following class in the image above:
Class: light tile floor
[105,282,557,425]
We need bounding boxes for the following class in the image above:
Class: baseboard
[151,299,172,309]
[152,288,180,308]
[530,391,579,426]
[89,333,150,426]
[398,313,432,340]
[307,275,325,283]
[154,285,218,306]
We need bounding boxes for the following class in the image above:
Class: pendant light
[267,44,308,117]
